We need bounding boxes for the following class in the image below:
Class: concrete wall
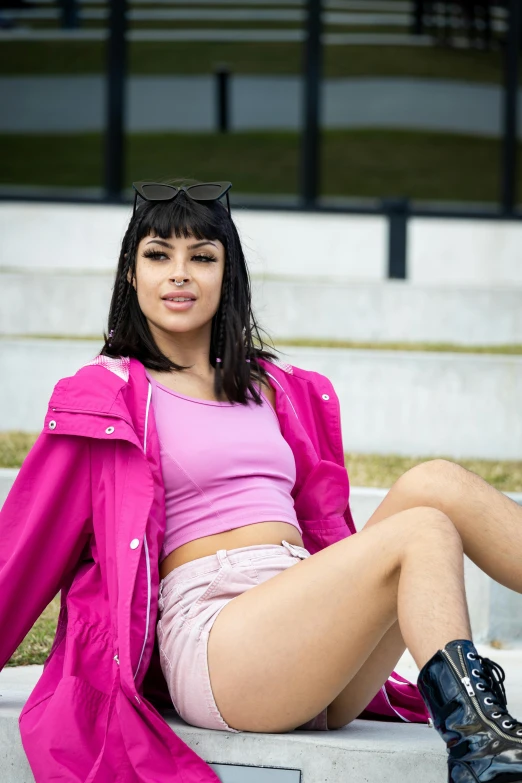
[252,278,522,346]
[280,345,522,461]
[2,339,521,460]
[0,202,387,280]
[409,219,522,287]
[3,271,522,346]
[2,202,522,287]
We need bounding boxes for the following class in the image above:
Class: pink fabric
[146,370,301,561]
[157,539,327,733]
[0,354,430,783]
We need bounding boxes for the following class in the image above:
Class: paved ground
[0,75,514,135]
[0,0,507,40]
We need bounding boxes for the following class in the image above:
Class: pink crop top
[145,371,302,561]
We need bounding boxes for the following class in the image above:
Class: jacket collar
[46,355,327,490]
[49,355,298,428]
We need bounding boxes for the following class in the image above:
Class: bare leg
[207,506,470,732]
[364,459,522,593]
[327,459,522,728]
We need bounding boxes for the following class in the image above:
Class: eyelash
[143,249,217,263]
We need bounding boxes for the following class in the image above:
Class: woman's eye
[143,250,216,262]
[143,250,166,260]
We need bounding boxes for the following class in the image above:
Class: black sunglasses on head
[132,181,232,217]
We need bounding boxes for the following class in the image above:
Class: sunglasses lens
[140,183,176,200]
[186,183,226,200]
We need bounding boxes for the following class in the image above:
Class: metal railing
[1,0,521,280]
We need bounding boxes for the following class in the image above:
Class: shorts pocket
[182,568,228,622]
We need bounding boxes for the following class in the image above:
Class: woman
[1,179,521,783]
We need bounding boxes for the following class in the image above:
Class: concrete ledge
[3,271,522,346]
[3,645,522,783]
[281,345,522,461]
[3,202,522,287]
[0,696,445,783]
[0,203,386,280]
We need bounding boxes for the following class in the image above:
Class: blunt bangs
[135,193,228,249]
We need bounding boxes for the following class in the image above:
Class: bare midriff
[159,521,304,580]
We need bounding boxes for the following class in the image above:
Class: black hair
[100,178,281,405]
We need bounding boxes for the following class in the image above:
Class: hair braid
[107,256,132,346]
[217,274,232,357]
[214,268,233,394]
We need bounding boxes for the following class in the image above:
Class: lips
[161,293,196,301]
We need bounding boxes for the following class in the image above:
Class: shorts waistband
[159,540,309,592]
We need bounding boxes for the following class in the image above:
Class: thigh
[207,508,427,734]
[325,510,409,729]
[326,618,406,728]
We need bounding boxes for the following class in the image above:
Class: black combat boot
[417,638,522,782]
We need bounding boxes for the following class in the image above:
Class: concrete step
[1,338,521,460]
[2,644,522,783]
[1,473,521,644]
[2,270,522,345]
[3,202,522,288]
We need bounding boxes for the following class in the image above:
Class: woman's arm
[0,430,93,670]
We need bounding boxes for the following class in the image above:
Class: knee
[392,459,466,505]
[402,506,463,549]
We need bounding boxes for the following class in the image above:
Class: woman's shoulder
[260,356,335,393]
[47,354,133,410]
[80,354,131,382]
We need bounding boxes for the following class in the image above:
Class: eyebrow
[145,239,218,250]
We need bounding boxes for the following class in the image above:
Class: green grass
[275,339,522,355]
[0,431,39,468]
[29,19,409,35]
[2,336,522,355]
[6,597,60,667]
[6,448,522,665]
[0,41,507,83]
[5,434,522,487]
[345,453,522,493]
[0,128,515,204]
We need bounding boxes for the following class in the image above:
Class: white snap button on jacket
[105,426,115,434]
[321,394,330,401]
[48,420,56,429]
[130,538,140,550]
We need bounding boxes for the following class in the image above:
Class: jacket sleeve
[0,430,93,670]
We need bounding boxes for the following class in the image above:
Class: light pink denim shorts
[156,539,329,733]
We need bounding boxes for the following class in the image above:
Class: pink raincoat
[0,354,429,782]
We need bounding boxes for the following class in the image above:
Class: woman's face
[128,232,226,345]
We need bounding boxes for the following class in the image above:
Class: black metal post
[216,69,230,133]
[300,0,323,208]
[412,0,424,36]
[383,198,409,279]
[501,0,520,215]
[104,0,128,201]
[60,0,79,29]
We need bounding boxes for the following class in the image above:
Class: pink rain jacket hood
[0,354,429,782]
